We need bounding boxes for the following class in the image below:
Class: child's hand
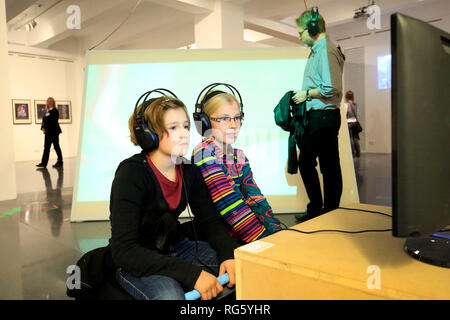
[219,259,236,288]
[193,270,223,300]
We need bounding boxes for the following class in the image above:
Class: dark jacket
[41,107,62,135]
[108,152,240,291]
[274,91,307,174]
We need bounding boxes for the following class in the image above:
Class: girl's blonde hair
[201,91,240,117]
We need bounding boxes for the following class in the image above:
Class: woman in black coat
[36,97,63,168]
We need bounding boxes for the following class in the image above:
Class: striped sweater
[192,137,282,243]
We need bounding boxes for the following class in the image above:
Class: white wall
[327,0,450,154]
[8,44,84,162]
[0,0,17,201]
[6,0,449,161]
[337,32,392,154]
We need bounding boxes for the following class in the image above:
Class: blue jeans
[115,239,219,300]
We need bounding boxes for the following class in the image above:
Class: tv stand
[234,204,450,299]
[404,230,450,268]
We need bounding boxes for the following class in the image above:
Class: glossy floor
[0,153,391,299]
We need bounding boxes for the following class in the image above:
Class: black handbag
[354,121,363,134]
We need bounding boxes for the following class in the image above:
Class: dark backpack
[66,245,132,300]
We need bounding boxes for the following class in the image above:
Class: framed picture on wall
[56,100,72,124]
[34,100,47,124]
[12,99,32,124]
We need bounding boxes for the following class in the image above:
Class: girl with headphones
[192,84,282,244]
[109,90,238,300]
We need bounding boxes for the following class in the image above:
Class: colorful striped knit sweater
[192,137,282,243]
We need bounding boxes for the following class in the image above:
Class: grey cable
[89,0,142,50]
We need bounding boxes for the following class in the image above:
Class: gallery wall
[328,0,450,154]
[0,0,17,201]
[8,45,84,162]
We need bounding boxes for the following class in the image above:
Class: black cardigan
[109,152,239,291]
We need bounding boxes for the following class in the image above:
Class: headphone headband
[202,90,226,105]
[194,83,243,114]
[134,88,178,118]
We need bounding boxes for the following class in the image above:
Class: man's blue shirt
[302,36,345,111]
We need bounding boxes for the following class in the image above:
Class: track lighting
[25,19,37,32]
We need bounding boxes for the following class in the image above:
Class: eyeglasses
[209,115,244,125]
[298,29,307,37]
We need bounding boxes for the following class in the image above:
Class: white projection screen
[71,47,358,222]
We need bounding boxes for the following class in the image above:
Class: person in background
[36,97,63,168]
[292,7,345,222]
[345,90,361,158]
[192,88,282,244]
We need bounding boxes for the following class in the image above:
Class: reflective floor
[0,153,391,300]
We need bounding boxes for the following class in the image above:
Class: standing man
[36,97,63,168]
[292,7,345,222]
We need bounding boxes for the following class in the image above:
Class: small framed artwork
[12,99,32,124]
[56,100,72,124]
[34,100,47,124]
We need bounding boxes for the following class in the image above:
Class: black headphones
[133,88,178,152]
[307,6,320,37]
[192,83,244,137]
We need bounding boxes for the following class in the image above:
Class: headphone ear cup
[308,9,319,37]
[200,114,211,136]
[193,112,211,137]
[150,132,159,151]
[134,123,159,152]
[133,97,163,152]
[308,23,318,37]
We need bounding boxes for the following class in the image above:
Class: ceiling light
[353,1,375,20]
[25,19,37,31]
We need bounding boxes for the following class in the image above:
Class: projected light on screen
[377,54,392,89]
[70,48,356,221]
[76,53,307,205]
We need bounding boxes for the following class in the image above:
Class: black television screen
[391,13,450,267]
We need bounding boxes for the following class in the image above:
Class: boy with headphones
[109,91,238,300]
[192,83,282,244]
[292,7,345,222]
